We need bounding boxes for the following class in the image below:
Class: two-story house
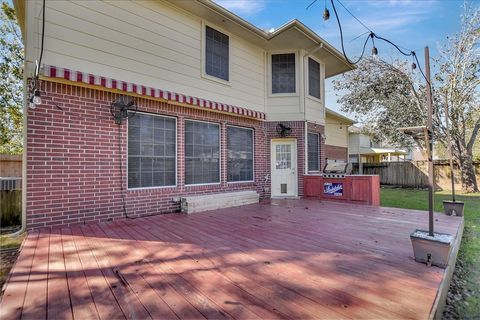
[324,108,355,164]
[14,0,353,229]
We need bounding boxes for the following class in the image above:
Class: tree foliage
[333,4,480,192]
[0,1,23,155]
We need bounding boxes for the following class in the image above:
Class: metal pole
[444,96,456,202]
[425,46,434,237]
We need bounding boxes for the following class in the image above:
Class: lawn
[381,188,480,319]
[0,234,24,295]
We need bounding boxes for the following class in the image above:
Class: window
[227,126,254,182]
[272,53,296,93]
[308,133,320,171]
[308,58,321,99]
[185,120,220,184]
[128,113,176,188]
[205,26,229,81]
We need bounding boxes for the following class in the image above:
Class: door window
[275,144,292,169]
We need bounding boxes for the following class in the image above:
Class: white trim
[184,119,222,186]
[226,124,255,183]
[201,21,232,86]
[268,50,300,97]
[126,111,178,190]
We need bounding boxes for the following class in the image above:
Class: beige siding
[348,133,360,154]
[325,113,349,148]
[27,0,265,112]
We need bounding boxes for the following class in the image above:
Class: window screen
[272,53,296,93]
[308,58,321,99]
[227,126,254,182]
[308,133,320,171]
[185,120,220,184]
[205,26,229,81]
[128,113,176,188]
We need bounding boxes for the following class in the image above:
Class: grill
[323,163,350,179]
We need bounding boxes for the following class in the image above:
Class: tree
[333,5,479,192]
[0,1,23,155]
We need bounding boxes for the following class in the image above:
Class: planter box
[442,200,464,217]
[410,229,453,268]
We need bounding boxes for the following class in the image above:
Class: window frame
[268,51,299,97]
[226,125,255,183]
[127,111,178,190]
[305,55,323,103]
[307,57,321,100]
[184,119,221,186]
[201,21,232,86]
[307,132,320,173]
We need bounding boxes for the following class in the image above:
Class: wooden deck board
[0,200,463,319]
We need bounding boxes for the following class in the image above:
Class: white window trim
[201,21,232,86]
[268,50,300,97]
[307,132,321,173]
[127,111,178,191]
[184,119,222,186]
[226,125,255,183]
[304,55,325,104]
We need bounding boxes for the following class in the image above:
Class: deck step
[180,191,259,214]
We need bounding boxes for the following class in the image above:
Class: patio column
[387,153,391,162]
[358,153,363,174]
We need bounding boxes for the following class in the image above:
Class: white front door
[271,139,297,197]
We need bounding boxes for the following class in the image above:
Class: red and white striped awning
[42,65,266,120]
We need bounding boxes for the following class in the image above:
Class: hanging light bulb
[412,62,417,70]
[372,46,378,56]
[323,7,330,21]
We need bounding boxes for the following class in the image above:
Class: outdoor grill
[322,162,350,178]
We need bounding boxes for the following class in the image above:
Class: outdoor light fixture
[412,62,417,70]
[323,8,330,21]
[28,89,42,109]
[371,46,378,56]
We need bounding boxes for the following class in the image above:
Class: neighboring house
[13,0,353,229]
[324,108,355,164]
[348,126,407,165]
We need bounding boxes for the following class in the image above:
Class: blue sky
[214,0,469,115]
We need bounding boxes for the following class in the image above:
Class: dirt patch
[0,249,19,298]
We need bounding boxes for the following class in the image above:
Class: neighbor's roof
[325,108,355,124]
[358,147,408,155]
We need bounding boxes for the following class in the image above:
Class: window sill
[306,95,322,103]
[201,73,231,87]
[127,185,178,191]
[227,180,255,184]
[268,92,298,98]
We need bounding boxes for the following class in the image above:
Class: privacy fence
[351,160,480,190]
[1,154,22,228]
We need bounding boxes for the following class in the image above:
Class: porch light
[28,89,42,109]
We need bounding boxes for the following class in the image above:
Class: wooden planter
[442,200,464,217]
[410,229,453,268]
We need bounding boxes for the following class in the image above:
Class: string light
[323,7,330,20]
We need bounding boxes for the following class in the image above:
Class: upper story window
[308,58,321,99]
[272,53,296,94]
[205,26,229,81]
[128,113,176,189]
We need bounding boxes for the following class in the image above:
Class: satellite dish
[110,95,137,124]
[276,123,292,137]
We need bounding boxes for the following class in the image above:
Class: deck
[0,199,463,319]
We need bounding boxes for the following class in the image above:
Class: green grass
[0,233,25,250]
[381,188,480,318]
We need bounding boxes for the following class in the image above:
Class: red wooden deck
[0,200,463,319]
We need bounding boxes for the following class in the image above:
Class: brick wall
[324,144,348,162]
[26,81,268,230]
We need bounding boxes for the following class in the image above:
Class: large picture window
[272,53,296,94]
[308,133,320,172]
[128,113,176,188]
[205,26,229,81]
[227,126,254,182]
[185,120,220,184]
[308,58,321,99]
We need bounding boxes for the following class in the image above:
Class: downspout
[303,44,323,176]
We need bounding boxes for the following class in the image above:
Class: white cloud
[214,0,266,16]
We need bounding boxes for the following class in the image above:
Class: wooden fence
[351,161,480,190]
[0,178,22,227]
[0,154,22,177]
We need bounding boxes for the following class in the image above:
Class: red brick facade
[26,80,325,230]
[324,144,348,162]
